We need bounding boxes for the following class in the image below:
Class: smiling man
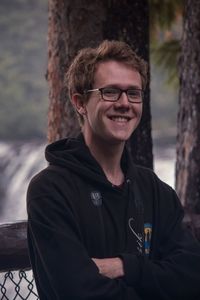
[27,40,200,300]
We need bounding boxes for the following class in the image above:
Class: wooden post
[0,221,30,272]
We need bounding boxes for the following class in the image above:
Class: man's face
[82,60,143,146]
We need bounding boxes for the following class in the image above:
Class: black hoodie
[27,134,200,300]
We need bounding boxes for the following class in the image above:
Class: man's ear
[71,94,86,116]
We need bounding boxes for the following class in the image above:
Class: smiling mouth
[109,116,131,122]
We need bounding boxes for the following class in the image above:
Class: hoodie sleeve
[27,171,141,300]
[120,184,200,300]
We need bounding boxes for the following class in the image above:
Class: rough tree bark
[47,1,105,141]
[47,0,153,168]
[176,0,200,237]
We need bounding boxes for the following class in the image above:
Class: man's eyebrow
[102,84,141,89]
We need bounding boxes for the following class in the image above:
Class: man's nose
[115,91,130,107]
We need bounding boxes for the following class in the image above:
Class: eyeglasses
[84,87,143,103]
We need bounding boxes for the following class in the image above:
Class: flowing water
[0,140,46,223]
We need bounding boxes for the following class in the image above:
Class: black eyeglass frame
[84,87,144,103]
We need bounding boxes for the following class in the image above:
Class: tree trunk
[103,0,152,168]
[47,0,105,142]
[176,0,200,234]
[47,0,153,168]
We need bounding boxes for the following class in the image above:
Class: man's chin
[107,133,131,145]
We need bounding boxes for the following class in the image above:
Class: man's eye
[103,89,118,96]
[128,90,140,97]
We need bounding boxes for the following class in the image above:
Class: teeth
[111,116,129,122]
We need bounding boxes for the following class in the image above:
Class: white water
[0,140,176,224]
[0,141,46,223]
[154,144,175,188]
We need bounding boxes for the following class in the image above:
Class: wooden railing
[0,221,30,272]
[0,221,38,299]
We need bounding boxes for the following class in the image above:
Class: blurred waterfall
[0,141,46,223]
[154,145,175,188]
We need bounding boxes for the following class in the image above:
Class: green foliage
[149,0,183,41]
[0,0,48,140]
[149,0,183,88]
[151,39,181,87]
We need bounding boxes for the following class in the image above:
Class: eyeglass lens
[101,88,142,102]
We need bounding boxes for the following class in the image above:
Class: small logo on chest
[90,191,102,206]
[144,223,152,255]
[128,218,143,253]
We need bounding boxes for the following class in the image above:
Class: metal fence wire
[0,270,39,300]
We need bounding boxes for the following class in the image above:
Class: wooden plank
[0,221,31,271]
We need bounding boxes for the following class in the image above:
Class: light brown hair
[66,40,148,124]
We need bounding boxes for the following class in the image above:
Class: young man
[27,40,200,300]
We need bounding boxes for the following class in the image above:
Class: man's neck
[83,133,125,186]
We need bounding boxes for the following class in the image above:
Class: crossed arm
[92,257,124,279]
[28,177,200,299]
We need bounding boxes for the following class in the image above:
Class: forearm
[92,257,124,279]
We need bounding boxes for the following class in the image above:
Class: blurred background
[0,0,180,223]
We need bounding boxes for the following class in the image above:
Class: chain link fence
[0,270,39,300]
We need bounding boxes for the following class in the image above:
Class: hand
[92,257,124,279]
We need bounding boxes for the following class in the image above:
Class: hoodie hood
[45,133,137,188]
